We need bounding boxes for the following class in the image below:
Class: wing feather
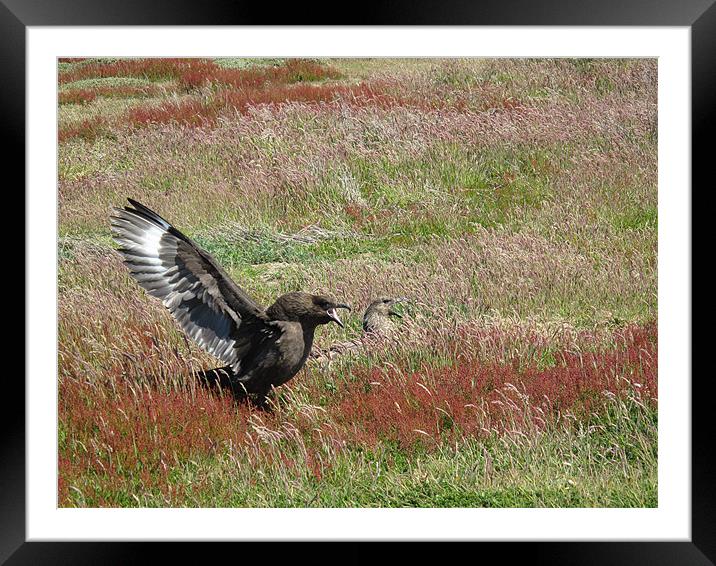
[110,199,275,373]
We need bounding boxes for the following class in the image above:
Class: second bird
[110,199,351,405]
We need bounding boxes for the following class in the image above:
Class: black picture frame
[8,1,708,563]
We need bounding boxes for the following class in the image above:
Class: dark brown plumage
[110,198,350,405]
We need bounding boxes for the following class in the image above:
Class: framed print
[8,0,710,563]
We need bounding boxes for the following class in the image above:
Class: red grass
[59,59,472,143]
[59,58,342,89]
[58,376,255,504]
[127,98,217,128]
[59,58,217,85]
[58,89,97,105]
[59,85,162,105]
[123,83,402,130]
[57,78,531,142]
[58,58,354,142]
[331,322,657,449]
[58,322,656,503]
[112,79,509,139]
[344,204,366,227]
[58,116,108,143]
[57,58,536,144]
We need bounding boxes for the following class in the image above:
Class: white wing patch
[111,207,240,368]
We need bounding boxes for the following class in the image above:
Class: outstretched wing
[110,198,275,373]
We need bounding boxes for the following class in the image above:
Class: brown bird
[110,198,350,406]
[309,297,408,362]
[362,297,407,334]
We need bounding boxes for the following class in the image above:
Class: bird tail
[194,367,275,409]
[195,366,239,394]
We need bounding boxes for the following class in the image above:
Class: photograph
[56,56,659,509]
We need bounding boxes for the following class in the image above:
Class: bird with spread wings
[110,198,351,406]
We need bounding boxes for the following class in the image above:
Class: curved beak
[327,303,351,327]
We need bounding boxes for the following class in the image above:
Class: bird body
[110,199,350,404]
[230,314,316,393]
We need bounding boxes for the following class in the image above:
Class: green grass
[612,204,658,232]
[348,143,557,212]
[58,58,658,508]
[196,233,398,266]
[213,58,286,69]
[62,395,657,508]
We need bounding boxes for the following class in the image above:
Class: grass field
[58,57,658,507]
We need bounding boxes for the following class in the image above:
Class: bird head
[268,292,351,328]
[363,297,408,333]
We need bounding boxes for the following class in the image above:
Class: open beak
[327,303,351,327]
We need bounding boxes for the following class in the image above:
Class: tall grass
[59,84,162,105]
[59,58,216,85]
[58,58,658,507]
[58,58,347,142]
[59,306,656,506]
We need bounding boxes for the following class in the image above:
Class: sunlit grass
[58,57,658,508]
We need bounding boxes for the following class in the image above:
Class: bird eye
[383,299,390,303]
